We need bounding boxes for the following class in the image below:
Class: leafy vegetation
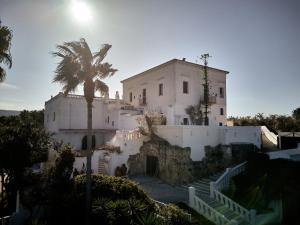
[175,202,215,225]
[185,100,203,125]
[21,159,191,225]
[229,107,300,132]
[193,145,232,178]
[224,152,300,224]
[0,20,13,82]
[0,112,50,216]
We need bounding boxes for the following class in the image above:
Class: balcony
[200,95,217,105]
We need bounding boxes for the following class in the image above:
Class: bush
[75,174,191,225]
[75,174,154,207]
[159,204,191,225]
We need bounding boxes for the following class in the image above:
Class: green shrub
[92,197,150,225]
[137,213,162,225]
[75,174,154,208]
[159,204,191,225]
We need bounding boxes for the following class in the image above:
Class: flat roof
[121,58,229,83]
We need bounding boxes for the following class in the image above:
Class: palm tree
[0,21,13,82]
[52,38,117,224]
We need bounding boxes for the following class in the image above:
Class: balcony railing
[200,95,217,105]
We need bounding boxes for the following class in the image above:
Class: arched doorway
[146,155,159,176]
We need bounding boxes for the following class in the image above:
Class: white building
[44,58,261,175]
[122,59,227,126]
[44,93,141,150]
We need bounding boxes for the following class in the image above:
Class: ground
[131,175,188,203]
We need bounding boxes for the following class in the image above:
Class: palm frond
[62,75,80,95]
[54,45,76,58]
[0,66,6,82]
[94,79,109,96]
[93,44,111,65]
[0,24,12,53]
[63,39,93,73]
[94,62,118,79]
[79,38,93,62]
[0,52,12,68]
[53,54,83,93]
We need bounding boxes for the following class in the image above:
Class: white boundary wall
[267,144,300,160]
[155,125,261,161]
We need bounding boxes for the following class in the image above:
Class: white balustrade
[214,162,247,190]
[210,162,256,224]
[189,187,238,225]
[116,129,142,141]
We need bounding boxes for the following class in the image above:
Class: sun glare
[70,0,92,24]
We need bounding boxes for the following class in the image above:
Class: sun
[70,0,92,24]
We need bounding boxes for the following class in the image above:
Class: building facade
[44,58,261,177]
[122,59,228,126]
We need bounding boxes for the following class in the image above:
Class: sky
[0,0,299,116]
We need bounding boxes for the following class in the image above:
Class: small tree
[292,107,300,121]
[185,100,203,125]
[0,121,50,215]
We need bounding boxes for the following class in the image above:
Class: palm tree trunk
[85,101,93,225]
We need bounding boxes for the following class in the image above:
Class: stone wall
[128,140,194,184]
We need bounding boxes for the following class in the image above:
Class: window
[142,88,146,104]
[53,112,55,121]
[183,118,189,125]
[220,108,224,115]
[47,114,49,122]
[129,92,133,102]
[107,116,110,124]
[159,83,163,96]
[183,81,189,94]
[220,87,224,98]
[112,121,114,127]
[81,135,96,150]
[219,122,223,126]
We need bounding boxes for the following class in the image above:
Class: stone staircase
[98,159,106,174]
[176,172,250,225]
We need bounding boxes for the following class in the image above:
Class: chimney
[182,58,186,61]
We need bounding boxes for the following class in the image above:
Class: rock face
[128,140,194,184]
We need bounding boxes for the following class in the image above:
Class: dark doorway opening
[146,156,159,176]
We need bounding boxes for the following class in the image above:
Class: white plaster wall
[59,96,105,130]
[174,61,227,126]
[122,62,176,124]
[44,95,61,132]
[119,114,140,130]
[103,101,122,130]
[155,125,220,161]
[45,93,107,131]
[155,125,261,161]
[121,60,227,126]
[106,130,149,175]
[182,126,220,160]
[53,132,105,150]
[220,126,261,148]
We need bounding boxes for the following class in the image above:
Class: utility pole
[200,53,211,126]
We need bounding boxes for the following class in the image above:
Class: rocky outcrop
[128,140,194,184]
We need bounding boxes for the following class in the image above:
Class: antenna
[200,53,211,126]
